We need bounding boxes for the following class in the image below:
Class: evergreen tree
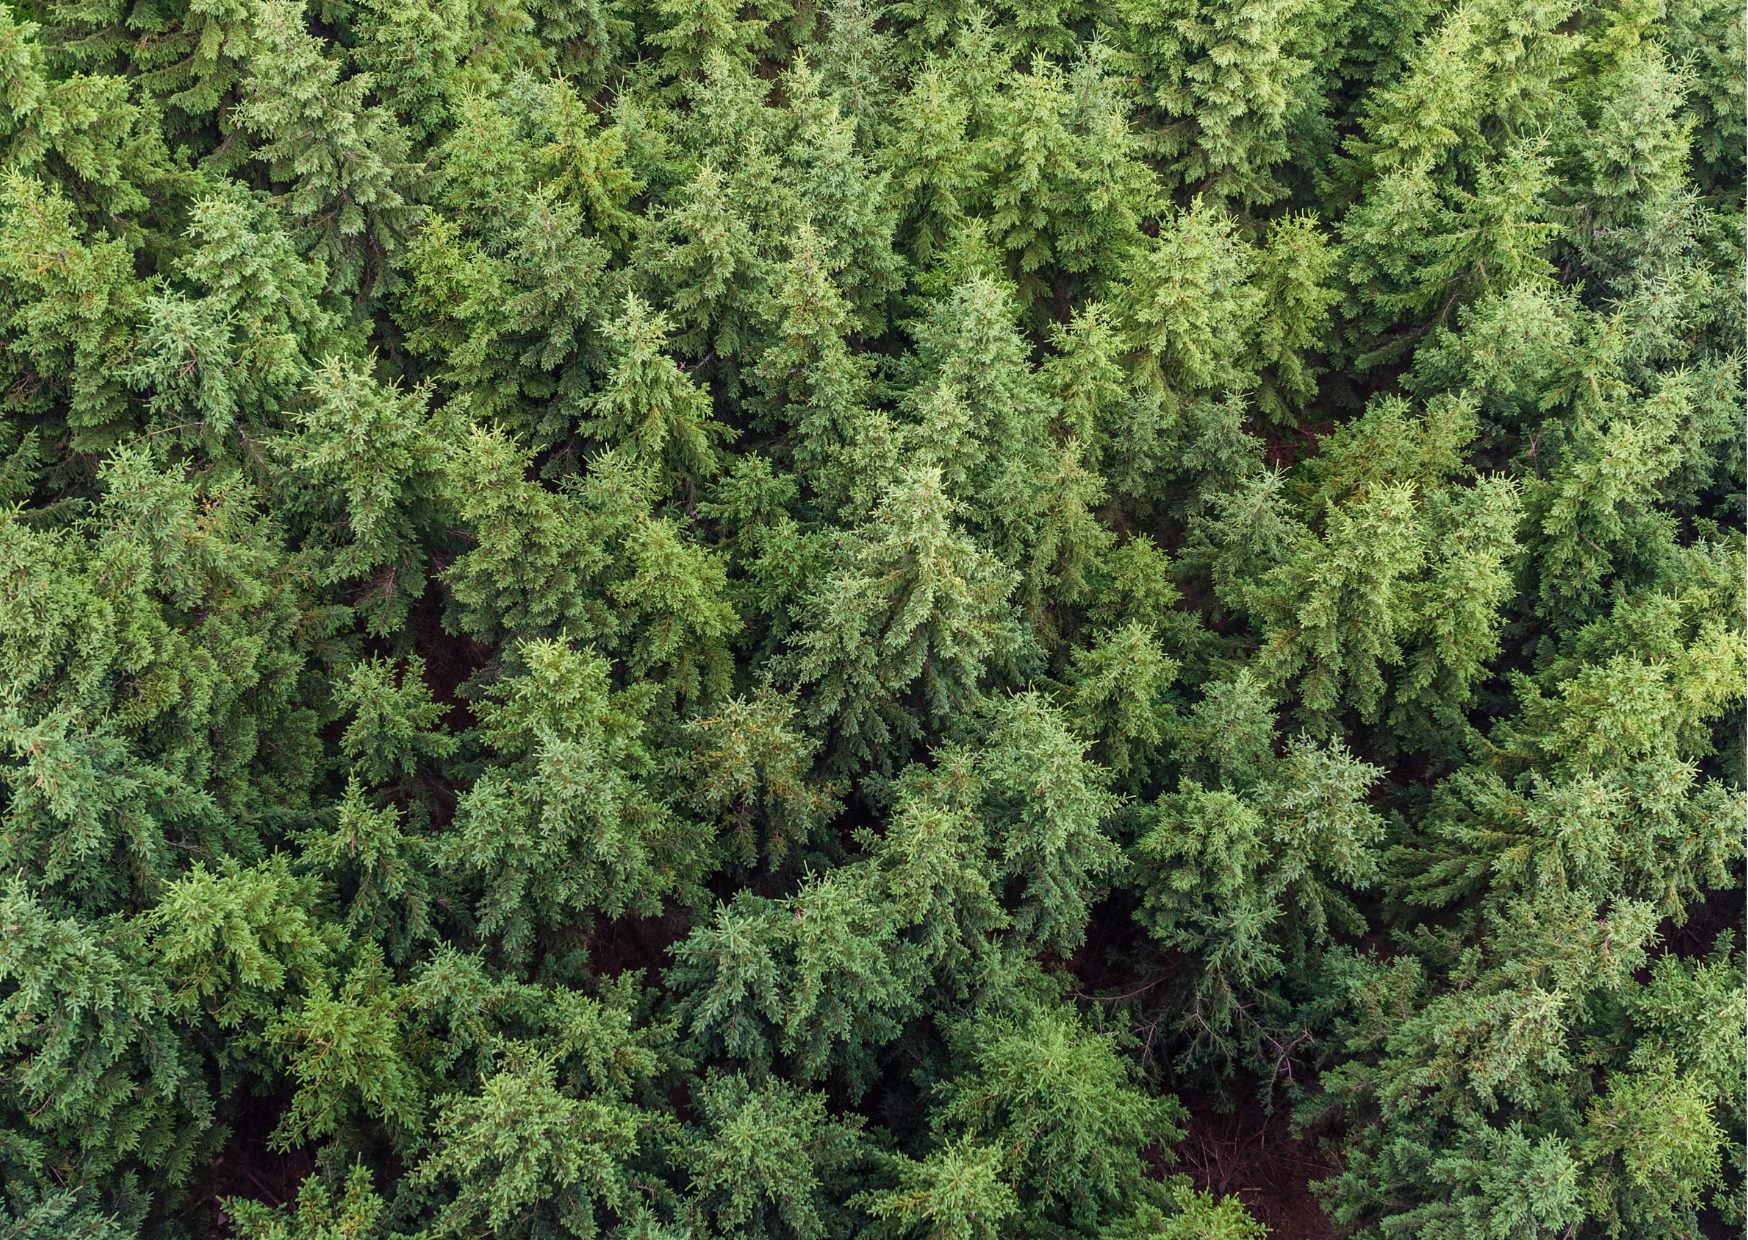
[286,357,451,635]
[1116,0,1334,205]
[585,293,730,490]
[240,0,429,300]
[0,0,1739,1234]
[437,638,707,963]
[783,466,1020,770]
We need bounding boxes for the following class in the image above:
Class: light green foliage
[445,435,740,698]
[335,657,454,788]
[680,1072,868,1240]
[1104,1180,1267,1240]
[586,294,729,489]
[752,225,880,510]
[897,269,1079,586]
[438,638,700,963]
[933,1007,1185,1232]
[1204,393,1521,744]
[1117,197,1262,403]
[228,1163,401,1240]
[240,0,428,300]
[784,466,1020,769]
[650,0,771,84]
[969,691,1124,954]
[1245,478,1427,731]
[1131,734,1383,1072]
[0,173,150,453]
[883,63,981,267]
[265,947,424,1148]
[298,779,435,961]
[393,77,633,446]
[0,448,319,871]
[287,359,450,635]
[670,691,1122,1091]
[417,1050,642,1238]
[1117,0,1333,205]
[1309,897,1656,1237]
[1580,1061,1723,1236]
[0,1187,140,1240]
[857,785,1009,988]
[0,878,198,1183]
[0,0,1738,1235]
[1059,621,1179,786]
[1251,213,1339,420]
[442,425,616,643]
[148,857,338,1029]
[976,49,1158,307]
[854,1138,1019,1240]
[1663,0,1744,188]
[1172,670,1277,792]
[668,869,925,1095]
[130,184,340,460]
[677,689,843,869]
[0,9,182,234]
[645,161,768,364]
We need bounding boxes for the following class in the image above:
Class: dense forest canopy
[0,0,1743,1232]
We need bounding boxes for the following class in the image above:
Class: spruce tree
[0,0,1739,1235]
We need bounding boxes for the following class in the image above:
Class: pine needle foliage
[0,0,1741,1236]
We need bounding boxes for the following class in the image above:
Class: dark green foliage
[0,0,1740,1236]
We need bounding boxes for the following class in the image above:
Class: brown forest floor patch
[186,1093,313,1237]
[1171,1076,1340,1239]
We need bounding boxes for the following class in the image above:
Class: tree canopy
[0,0,1741,1235]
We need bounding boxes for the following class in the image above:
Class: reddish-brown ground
[585,908,692,986]
[410,582,493,731]
[184,1093,313,1238]
[1261,419,1333,472]
[1170,1078,1340,1239]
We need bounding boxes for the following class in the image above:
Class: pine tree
[783,466,1020,770]
[240,0,429,300]
[227,1163,401,1240]
[0,0,1738,1234]
[436,638,707,964]
[416,1049,642,1238]
[286,358,451,635]
[779,57,905,328]
[1116,0,1333,205]
[0,8,185,233]
[0,173,148,457]
[0,1186,141,1240]
[1232,479,1426,735]
[645,161,769,367]
[932,1007,1185,1233]
[882,61,981,268]
[1058,620,1178,787]
[671,866,925,1094]
[585,294,730,490]
[854,1137,1018,1240]
[751,225,878,508]
[679,1072,869,1240]
[818,0,895,148]
[970,691,1123,954]
[977,50,1157,310]
[677,688,842,870]
[649,0,771,85]
[1115,196,1262,404]
[1250,212,1338,422]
